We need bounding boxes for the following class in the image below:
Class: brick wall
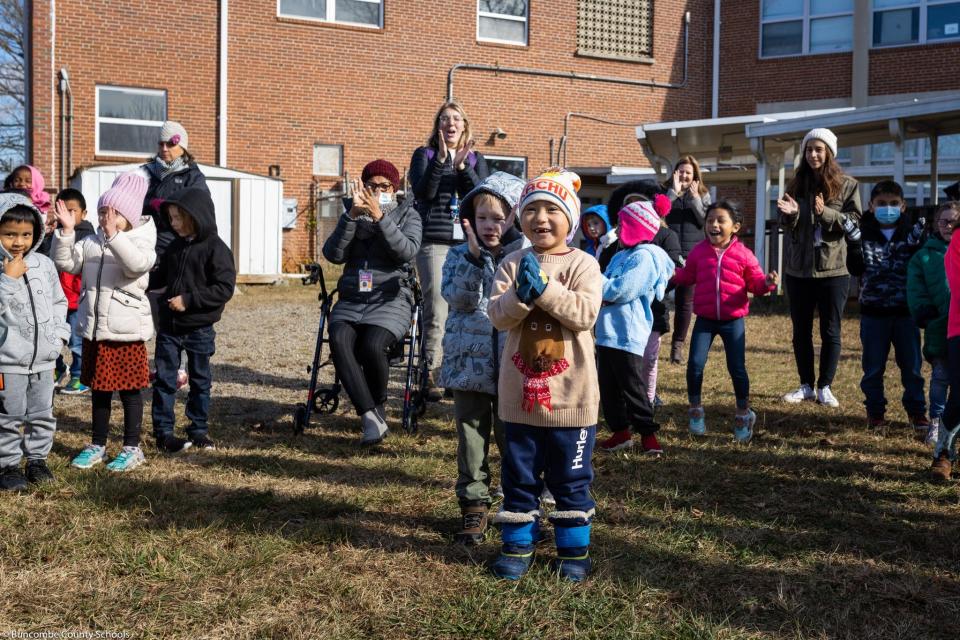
[30,0,713,270]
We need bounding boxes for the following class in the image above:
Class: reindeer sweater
[488,247,602,427]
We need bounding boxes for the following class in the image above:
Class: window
[868,134,960,165]
[477,0,528,45]
[485,155,527,179]
[312,144,343,176]
[278,0,382,27]
[760,0,854,57]
[95,86,166,157]
[872,1,960,46]
[577,0,654,61]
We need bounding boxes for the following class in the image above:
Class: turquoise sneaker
[688,407,706,436]
[61,378,90,395]
[71,444,107,469]
[733,410,756,444]
[106,446,146,472]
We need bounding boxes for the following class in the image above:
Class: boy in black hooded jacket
[151,188,236,453]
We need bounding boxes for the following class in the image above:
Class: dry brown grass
[0,285,958,639]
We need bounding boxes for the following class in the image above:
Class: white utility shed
[71,163,283,281]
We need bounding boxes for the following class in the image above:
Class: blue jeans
[930,358,949,421]
[151,325,216,440]
[55,309,82,378]
[686,316,749,410]
[859,314,925,418]
[501,422,596,518]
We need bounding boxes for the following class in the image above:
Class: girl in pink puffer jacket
[671,200,779,443]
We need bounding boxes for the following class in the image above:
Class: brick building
[24,1,960,271]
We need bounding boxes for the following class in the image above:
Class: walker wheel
[314,389,340,414]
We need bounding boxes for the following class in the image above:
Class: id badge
[452,219,464,241]
[359,270,374,293]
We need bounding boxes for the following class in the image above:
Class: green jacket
[779,175,861,278]
[907,235,950,361]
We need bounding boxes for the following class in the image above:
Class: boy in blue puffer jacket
[595,201,675,455]
[439,171,525,545]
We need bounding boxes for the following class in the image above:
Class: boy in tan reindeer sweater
[487,169,602,582]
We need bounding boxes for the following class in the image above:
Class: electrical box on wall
[282,198,298,229]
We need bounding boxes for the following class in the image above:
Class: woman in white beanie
[142,121,210,387]
[777,127,862,408]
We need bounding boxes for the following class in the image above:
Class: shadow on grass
[68,473,476,562]
[592,527,960,639]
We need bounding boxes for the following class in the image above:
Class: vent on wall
[577,0,654,63]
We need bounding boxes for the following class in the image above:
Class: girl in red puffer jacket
[671,200,779,443]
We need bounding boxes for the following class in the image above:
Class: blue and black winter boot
[491,516,540,580]
[552,520,593,582]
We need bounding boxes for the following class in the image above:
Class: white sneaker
[783,384,815,403]
[816,386,839,408]
[359,409,388,446]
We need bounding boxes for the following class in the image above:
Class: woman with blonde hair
[408,101,489,400]
[663,155,712,364]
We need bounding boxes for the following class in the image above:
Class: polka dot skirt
[80,339,150,391]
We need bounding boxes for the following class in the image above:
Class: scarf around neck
[151,156,188,181]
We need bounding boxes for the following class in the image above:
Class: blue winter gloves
[515,252,548,304]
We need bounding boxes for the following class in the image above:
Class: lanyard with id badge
[359,261,374,293]
[450,193,464,241]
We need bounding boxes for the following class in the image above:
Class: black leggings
[785,274,850,388]
[672,285,695,344]
[92,390,144,448]
[329,322,397,415]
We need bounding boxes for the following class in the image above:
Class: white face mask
[378,192,395,207]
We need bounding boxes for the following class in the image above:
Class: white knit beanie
[801,128,837,158]
[159,120,189,151]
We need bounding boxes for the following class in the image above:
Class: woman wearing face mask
[322,160,422,446]
[777,128,861,409]
[408,101,489,401]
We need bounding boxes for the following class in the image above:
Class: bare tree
[0,0,24,173]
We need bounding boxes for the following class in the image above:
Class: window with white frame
[278,0,382,27]
[872,0,960,47]
[95,86,166,157]
[760,0,854,57]
[477,0,528,45]
[485,155,527,179]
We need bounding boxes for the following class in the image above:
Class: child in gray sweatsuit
[0,193,69,491]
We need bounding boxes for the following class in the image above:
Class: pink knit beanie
[617,201,661,247]
[98,171,149,228]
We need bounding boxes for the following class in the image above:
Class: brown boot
[453,502,488,545]
[931,455,952,482]
[425,370,443,403]
[670,341,684,364]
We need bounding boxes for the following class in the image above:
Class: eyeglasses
[158,140,178,148]
[364,182,394,193]
[937,218,959,228]
[439,115,463,123]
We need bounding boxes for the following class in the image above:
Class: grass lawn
[1,284,958,639]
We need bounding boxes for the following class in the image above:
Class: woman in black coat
[408,101,489,399]
[662,156,712,364]
[323,160,422,446]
